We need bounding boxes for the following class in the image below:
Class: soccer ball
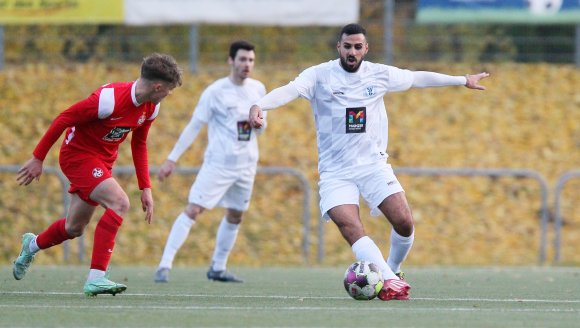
[343,260,384,300]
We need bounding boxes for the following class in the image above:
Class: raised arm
[249,83,300,128]
[158,117,204,181]
[411,71,490,90]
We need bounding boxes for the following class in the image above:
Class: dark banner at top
[417,0,580,24]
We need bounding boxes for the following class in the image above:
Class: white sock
[158,212,195,269]
[29,236,40,253]
[351,235,397,280]
[87,269,106,282]
[210,217,239,271]
[386,228,414,274]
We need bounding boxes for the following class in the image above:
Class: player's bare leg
[83,178,129,296]
[378,192,414,276]
[13,193,95,280]
[329,204,399,280]
[377,192,413,300]
[155,203,204,283]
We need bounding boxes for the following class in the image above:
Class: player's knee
[226,216,242,224]
[394,217,414,237]
[226,210,243,224]
[184,204,203,220]
[108,194,130,216]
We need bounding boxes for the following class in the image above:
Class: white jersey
[171,77,266,169]
[291,59,414,173]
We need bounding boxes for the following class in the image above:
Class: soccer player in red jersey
[13,53,183,296]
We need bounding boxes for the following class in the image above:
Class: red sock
[36,218,71,249]
[91,208,123,271]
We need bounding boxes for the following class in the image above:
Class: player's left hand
[141,188,154,224]
[465,72,490,90]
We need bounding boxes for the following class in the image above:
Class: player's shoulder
[98,81,133,91]
[296,60,336,81]
[94,81,133,99]
[362,61,390,72]
[205,77,229,93]
[244,77,266,90]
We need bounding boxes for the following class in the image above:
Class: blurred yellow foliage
[0,62,578,268]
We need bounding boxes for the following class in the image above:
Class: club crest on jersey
[237,120,252,141]
[137,113,146,125]
[346,107,366,134]
[365,85,376,97]
[92,167,104,178]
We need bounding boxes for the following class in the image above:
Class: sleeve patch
[98,88,116,119]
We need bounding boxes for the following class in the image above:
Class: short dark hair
[140,53,183,87]
[338,23,367,41]
[229,40,255,60]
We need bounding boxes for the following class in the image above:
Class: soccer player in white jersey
[154,40,266,283]
[249,24,490,300]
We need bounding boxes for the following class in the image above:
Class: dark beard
[339,56,363,73]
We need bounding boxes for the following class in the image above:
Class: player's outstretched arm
[16,157,43,186]
[249,83,300,129]
[249,105,264,129]
[465,72,490,90]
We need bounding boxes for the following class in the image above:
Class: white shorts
[318,161,404,220]
[188,163,256,211]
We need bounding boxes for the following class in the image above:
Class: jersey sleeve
[131,119,153,189]
[191,88,214,123]
[32,93,100,161]
[167,116,205,162]
[254,83,299,111]
[165,86,214,162]
[290,66,318,101]
[384,66,415,93]
[410,71,467,88]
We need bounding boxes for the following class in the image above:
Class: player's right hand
[249,105,264,129]
[17,157,43,186]
[157,159,176,182]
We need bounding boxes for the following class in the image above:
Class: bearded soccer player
[14,53,183,296]
[249,24,490,301]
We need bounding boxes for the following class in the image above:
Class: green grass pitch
[1,266,579,327]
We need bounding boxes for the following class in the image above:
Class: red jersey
[33,81,159,189]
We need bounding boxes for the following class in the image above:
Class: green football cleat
[13,233,37,280]
[395,271,406,280]
[83,277,127,297]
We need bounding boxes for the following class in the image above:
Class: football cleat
[207,267,243,283]
[84,277,127,297]
[154,267,170,283]
[377,278,411,301]
[395,271,406,280]
[13,233,37,280]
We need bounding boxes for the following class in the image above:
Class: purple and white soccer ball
[343,260,384,300]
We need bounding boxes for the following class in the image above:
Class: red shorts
[59,152,113,206]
